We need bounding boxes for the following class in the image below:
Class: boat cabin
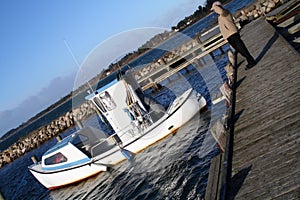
[86,70,156,145]
[41,126,115,171]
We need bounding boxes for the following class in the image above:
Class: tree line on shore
[172,0,231,31]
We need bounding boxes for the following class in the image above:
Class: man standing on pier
[211,1,256,70]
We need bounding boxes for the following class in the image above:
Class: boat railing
[90,123,140,157]
[116,108,167,136]
[90,133,120,157]
[90,109,167,157]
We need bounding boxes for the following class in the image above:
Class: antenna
[63,39,94,93]
[115,59,124,80]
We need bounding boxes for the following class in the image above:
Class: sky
[0,0,206,137]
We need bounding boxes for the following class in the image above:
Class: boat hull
[29,161,107,190]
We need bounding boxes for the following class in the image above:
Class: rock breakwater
[234,0,281,28]
[0,102,96,168]
[134,39,199,81]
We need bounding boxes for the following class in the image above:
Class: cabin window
[93,91,116,113]
[93,97,106,113]
[99,91,116,111]
[44,152,67,165]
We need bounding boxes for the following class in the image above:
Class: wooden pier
[219,17,300,199]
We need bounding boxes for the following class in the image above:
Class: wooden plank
[205,154,223,200]
[288,22,300,34]
[277,13,300,28]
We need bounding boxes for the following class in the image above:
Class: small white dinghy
[28,70,206,189]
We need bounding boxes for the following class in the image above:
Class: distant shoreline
[0,93,73,141]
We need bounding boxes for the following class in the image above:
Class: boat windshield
[44,152,68,165]
[71,126,116,157]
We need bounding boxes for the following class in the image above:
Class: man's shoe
[245,65,252,70]
[245,62,256,70]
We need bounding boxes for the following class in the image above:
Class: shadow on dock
[227,164,252,200]
[255,32,279,64]
[235,76,246,89]
[233,109,244,125]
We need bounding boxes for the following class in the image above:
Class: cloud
[0,71,76,137]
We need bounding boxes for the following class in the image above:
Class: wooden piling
[205,153,224,200]
[210,119,227,153]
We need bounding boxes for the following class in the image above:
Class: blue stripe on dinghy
[42,157,91,171]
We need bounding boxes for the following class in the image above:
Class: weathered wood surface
[228,18,300,199]
[205,153,224,200]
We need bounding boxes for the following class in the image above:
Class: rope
[123,80,147,128]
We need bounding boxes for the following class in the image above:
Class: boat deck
[227,18,300,199]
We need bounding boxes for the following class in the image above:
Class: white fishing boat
[28,70,206,190]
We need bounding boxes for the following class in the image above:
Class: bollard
[210,119,227,152]
[31,156,38,164]
[56,135,62,142]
